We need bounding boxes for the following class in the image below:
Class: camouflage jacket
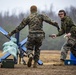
[70,26,76,38]
[10,12,59,35]
[57,16,75,36]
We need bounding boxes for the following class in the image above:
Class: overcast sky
[0,0,76,15]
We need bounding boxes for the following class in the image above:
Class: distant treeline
[0,5,76,50]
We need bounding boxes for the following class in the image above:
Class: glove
[53,22,60,31]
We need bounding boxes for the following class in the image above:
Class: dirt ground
[0,50,76,75]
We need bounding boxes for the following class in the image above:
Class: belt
[29,31,44,34]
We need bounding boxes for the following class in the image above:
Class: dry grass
[0,50,70,64]
[40,50,70,64]
[0,50,76,75]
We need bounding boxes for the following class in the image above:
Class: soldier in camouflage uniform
[50,10,76,65]
[8,5,59,68]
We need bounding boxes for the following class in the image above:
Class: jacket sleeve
[10,17,29,35]
[56,26,65,36]
[42,14,56,25]
[41,14,60,31]
[70,26,76,37]
[56,17,74,37]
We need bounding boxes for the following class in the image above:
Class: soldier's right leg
[33,37,43,68]
[59,38,76,65]
[53,42,71,66]
[60,42,71,60]
[56,42,71,66]
[26,37,35,67]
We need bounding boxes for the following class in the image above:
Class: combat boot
[27,54,33,67]
[33,61,37,68]
[53,59,64,66]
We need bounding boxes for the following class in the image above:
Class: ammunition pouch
[67,37,76,47]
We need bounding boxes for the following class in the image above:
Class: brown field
[0,50,76,75]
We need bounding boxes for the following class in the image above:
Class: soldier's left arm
[66,17,75,27]
[8,17,29,36]
[42,14,60,31]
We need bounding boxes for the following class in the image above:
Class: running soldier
[8,5,59,68]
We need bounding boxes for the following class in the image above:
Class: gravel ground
[0,65,76,75]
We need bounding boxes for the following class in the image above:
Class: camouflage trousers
[26,33,44,62]
[60,37,76,60]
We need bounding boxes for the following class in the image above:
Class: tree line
[0,5,76,50]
